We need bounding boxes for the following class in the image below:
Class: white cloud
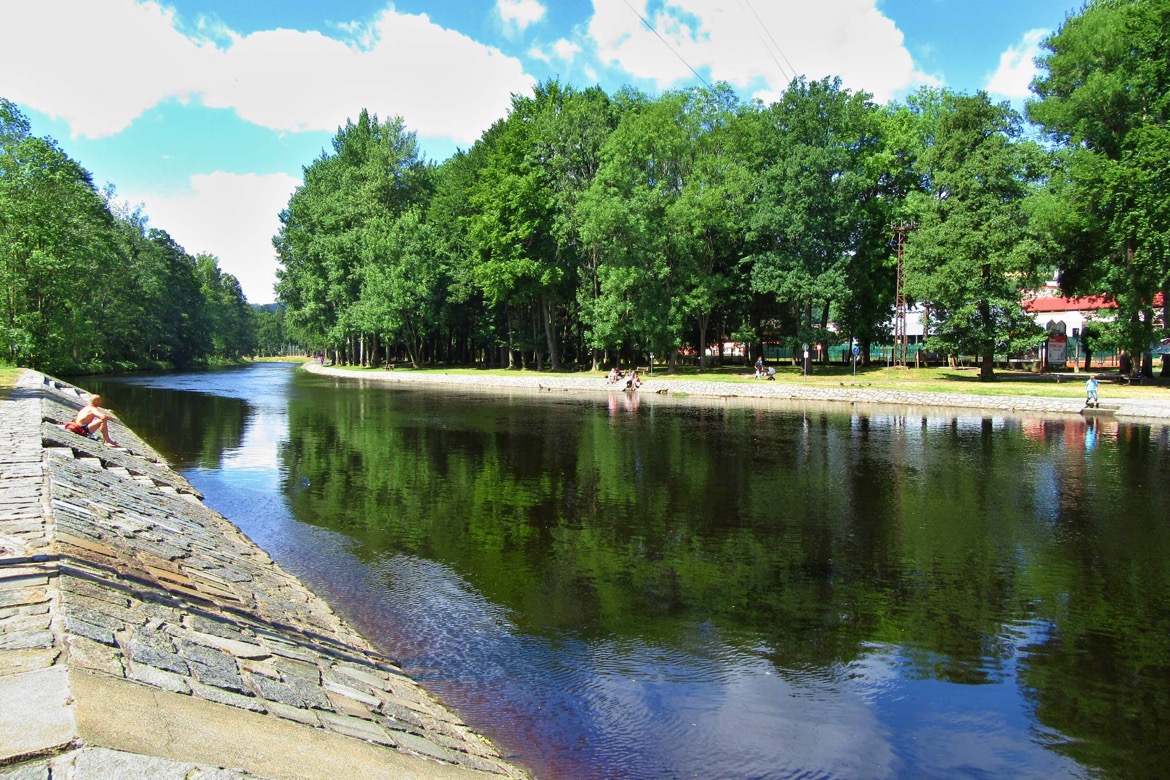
[497,0,547,31]
[985,28,1048,99]
[133,172,301,304]
[553,38,584,62]
[0,1,535,145]
[587,0,935,103]
[0,0,209,138]
[529,37,584,64]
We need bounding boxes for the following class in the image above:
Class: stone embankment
[305,363,1170,423]
[0,371,530,779]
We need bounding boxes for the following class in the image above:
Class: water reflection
[87,365,1170,780]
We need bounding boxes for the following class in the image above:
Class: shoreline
[304,362,1170,423]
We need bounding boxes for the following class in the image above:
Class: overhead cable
[621,0,712,89]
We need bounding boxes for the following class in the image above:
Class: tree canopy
[0,98,257,374]
[10,0,1168,378]
[1027,0,1170,370]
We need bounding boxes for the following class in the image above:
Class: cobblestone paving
[0,372,528,779]
[307,362,1170,422]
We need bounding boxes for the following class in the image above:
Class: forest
[275,0,1169,380]
[0,96,271,375]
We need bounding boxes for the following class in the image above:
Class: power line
[621,0,712,90]
[739,0,799,86]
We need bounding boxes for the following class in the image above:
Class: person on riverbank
[1085,375,1100,408]
[754,356,764,379]
[65,395,118,446]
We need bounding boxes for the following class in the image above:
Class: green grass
[0,366,21,393]
[322,361,1170,400]
[249,355,312,364]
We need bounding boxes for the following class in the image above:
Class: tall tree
[0,98,120,372]
[357,208,446,367]
[275,110,430,363]
[903,91,1045,380]
[1027,0,1170,373]
[746,78,890,362]
[197,253,254,358]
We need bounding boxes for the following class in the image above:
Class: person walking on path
[66,394,118,446]
[1085,375,1100,409]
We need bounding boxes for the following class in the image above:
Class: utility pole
[892,222,916,368]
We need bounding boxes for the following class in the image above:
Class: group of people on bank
[607,367,642,391]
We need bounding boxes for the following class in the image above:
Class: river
[84,362,1170,779]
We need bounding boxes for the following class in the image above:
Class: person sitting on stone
[65,394,118,446]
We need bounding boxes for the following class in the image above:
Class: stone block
[61,616,115,647]
[0,612,51,634]
[316,712,396,746]
[330,663,388,691]
[272,656,319,683]
[184,630,270,660]
[65,635,124,677]
[323,679,380,709]
[127,662,190,694]
[246,673,305,708]
[126,635,190,676]
[0,760,50,779]
[0,666,76,762]
[0,587,49,610]
[189,681,265,713]
[70,746,196,779]
[0,647,59,676]
[389,728,459,763]
[0,630,54,651]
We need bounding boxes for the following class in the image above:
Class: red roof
[1023,295,1116,313]
[1023,292,1163,312]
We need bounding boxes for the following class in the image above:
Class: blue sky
[1,0,1082,303]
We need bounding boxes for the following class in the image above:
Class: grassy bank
[325,362,1170,401]
[0,366,20,391]
[248,355,313,364]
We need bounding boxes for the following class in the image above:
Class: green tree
[197,254,254,359]
[0,99,121,372]
[357,208,446,367]
[579,89,682,366]
[252,304,288,356]
[746,78,893,363]
[903,91,1045,380]
[465,81,615,370]
[580,86,747,371]
[1027,0,1170,374]
[275,110,430,364]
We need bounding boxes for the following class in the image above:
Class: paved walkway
[0,371,529,779]
[305,363,1170,423]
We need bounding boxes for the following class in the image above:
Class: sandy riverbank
[304,362,1170,423]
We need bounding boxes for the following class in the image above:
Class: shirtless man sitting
[66,395,118,446]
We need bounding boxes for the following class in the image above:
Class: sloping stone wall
[0,372,529,780]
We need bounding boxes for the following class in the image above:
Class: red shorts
[65,421,91,436]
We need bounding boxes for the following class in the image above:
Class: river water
[85,362,1170,779]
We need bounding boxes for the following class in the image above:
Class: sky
[1,0,1084,304]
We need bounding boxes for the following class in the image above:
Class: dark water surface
[85,363,1170,779]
